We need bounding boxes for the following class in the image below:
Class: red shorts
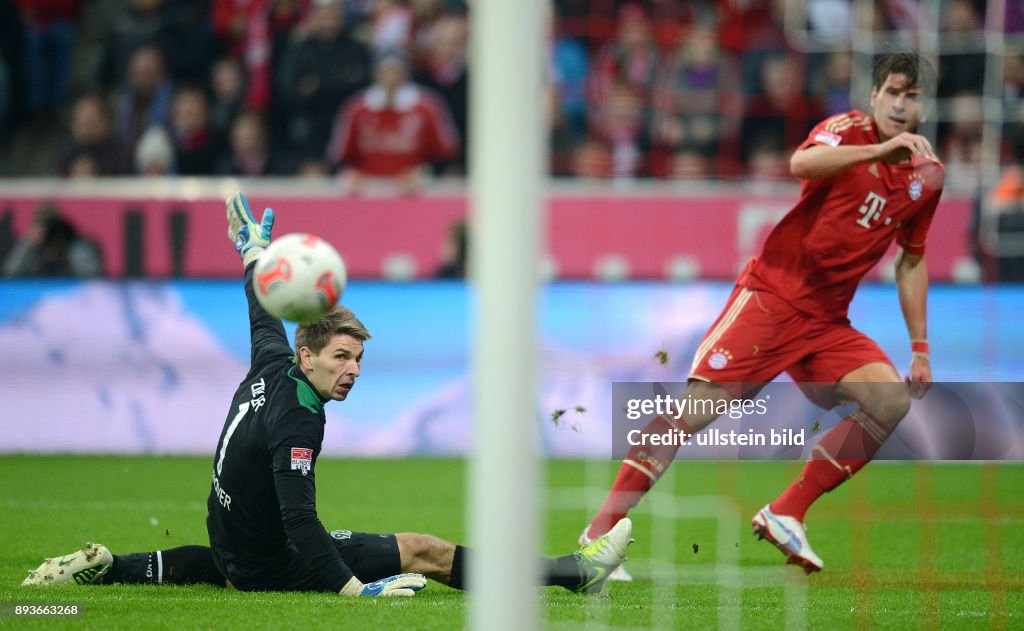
[687,286,893,402]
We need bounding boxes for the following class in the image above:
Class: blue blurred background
[2,279,1020,456]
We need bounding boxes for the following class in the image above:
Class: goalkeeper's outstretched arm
[226,192,292,370]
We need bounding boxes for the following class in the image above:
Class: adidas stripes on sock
[587,415,691,538]
[102,546,224,586]
[771,410,894,521]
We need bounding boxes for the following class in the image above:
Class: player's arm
[895,248,933,398]
[271,414,425,597]
[790,132,938,180]
[226,192,293,368]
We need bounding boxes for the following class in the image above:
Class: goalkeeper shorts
[227,530,401,592]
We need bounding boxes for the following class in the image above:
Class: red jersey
[16,0,82,24]
[326,83,459,176]
[739,110,944,320]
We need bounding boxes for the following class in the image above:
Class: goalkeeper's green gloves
[226,191,275,268]
[339,573,427,597]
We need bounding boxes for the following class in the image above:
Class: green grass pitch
[0,456,1021,629]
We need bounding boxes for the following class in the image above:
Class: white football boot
[579,523,633,582]
[22,543,113,586]
[573,518,633,594]
[752,505,823,574]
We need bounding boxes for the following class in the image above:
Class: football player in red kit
[581,51,942,575]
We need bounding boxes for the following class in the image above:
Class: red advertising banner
[0,187,974,281]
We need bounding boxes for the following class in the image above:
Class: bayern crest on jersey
[908,175,923,201]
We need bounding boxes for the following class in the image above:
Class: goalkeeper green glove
[226,191,275,268]
[339,573,427,597]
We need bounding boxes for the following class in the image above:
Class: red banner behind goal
[1,191,974,281]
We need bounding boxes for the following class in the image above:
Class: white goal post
[468,0,545,629]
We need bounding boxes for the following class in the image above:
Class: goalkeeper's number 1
[217,402,250,475]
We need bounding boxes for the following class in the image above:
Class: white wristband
[242,247,265,269]
[339,576,364,596]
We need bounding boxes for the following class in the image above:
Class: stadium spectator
[724,0,790,100]
[113,45,174,173]
[584,81,650,179]
[2,203,104,277]
[0,0,24,133]
[326,50,459,194]
[210,0,260,58]
[937,0,986,97]
[804,0,853,45]
[867,0,926,34]
[548,3,589,174]
[717,0,774,57]
[367,0,413,57]
[210,0,309,60]
[412,11,468,174]
[63,147,104,177]
[96,0,210,89]
[0,58,9,136]
[939,91,984,192]
[588,2,659,105]
[20,192,633,598]
[134,125,176,175]
[275,0,372,168]
[666,148,711,180]
[820,50,853,115]
[739,54,824,168]
[16,0,83,116]
[1007,0,1024,33]
[210,0,309,112]
[435,218,468,278]
[649,23,739,177]
[554,0,612,47]
[55,91,119,176]
[1002,52,1024,111]
[296,157,330,178]
[569,136,613,179]
[209,56,247,153]
[264,0,316,152]
[745,133,790,182]
[407,0,466,62]
[216,110,286,175]
[170,86,217,175]
[580,52,943,577]
[976,124,1024,281]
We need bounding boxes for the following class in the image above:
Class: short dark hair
[873,51,936,93]
[293,306,371,364]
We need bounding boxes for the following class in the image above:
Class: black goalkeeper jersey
[206,263,355,592]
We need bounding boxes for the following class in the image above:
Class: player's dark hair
[293,306,371,364]
[873,51,936,93]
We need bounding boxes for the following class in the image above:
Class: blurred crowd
[0,0,1021,190]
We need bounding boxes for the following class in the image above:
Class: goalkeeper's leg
[339,524,632,594]
[23,544,225,586]
[101,545,226,585]
[396,534,594,592]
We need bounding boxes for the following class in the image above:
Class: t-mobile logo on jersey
[856,192,887,228]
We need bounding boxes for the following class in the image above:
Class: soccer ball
[253,233,347,323]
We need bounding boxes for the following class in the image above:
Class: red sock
[586,415,691,538]
[771,410,893,521]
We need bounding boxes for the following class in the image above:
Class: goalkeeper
[22,193,632,596]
